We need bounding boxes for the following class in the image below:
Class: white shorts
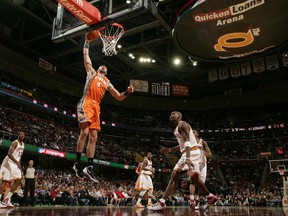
[0,157,22,181]
[199,162,207,182]
[135,173,153,191]
[173,151,201,172]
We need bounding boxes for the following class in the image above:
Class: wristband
[124,90,130,96]
[83,42,89,49]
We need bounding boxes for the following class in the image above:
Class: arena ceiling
[0,0,287,99]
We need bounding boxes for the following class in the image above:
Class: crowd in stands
[1,71,287,132]
[5,168,282,207]
[0,70,288,208]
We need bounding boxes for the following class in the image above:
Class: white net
[98,23,124,56]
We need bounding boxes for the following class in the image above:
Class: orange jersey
[83,71,110,103]
[77,71,110,130]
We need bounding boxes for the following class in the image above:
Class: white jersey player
[0,131,25,208]
[135,152,154,208]
[148,111,218,211]
[189,130,213,209]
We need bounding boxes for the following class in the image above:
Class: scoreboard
[151,82,170,96]
[130,79,189,97]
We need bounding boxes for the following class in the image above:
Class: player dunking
[135,152,154,208]
[73,35,134,183]
[189,129,213,209]
[148,111,218,211]
[0,131,25,208]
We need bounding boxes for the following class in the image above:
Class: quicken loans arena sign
[173,0,288,61]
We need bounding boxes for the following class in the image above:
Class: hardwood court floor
[0,206,287,216]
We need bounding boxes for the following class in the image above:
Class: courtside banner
[38,148,66,158]
[56,0,101,25]
[173,0,288,61]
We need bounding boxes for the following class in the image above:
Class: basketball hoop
[98,23,124,56]
[279,168,285,176]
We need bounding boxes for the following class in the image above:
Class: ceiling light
[174,58,181,65]
[189,56,198,66]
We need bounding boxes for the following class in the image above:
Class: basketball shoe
[73,162,84,178]
[204,194,218,209]
[190,199,196,208]
[147,199,166,211]
[0,202,6,208]
[83,166,99,183]
[6,201,14,208]
[195,199,200,210]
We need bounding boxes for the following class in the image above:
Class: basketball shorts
[0,157,22,181]
[77,99,101,131]
[135,174,153,191]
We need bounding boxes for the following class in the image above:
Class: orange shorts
[77,98,101,131]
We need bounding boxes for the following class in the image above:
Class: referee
[23,160,36,206]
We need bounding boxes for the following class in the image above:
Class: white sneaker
[147,200,166,211]
[0,202,6,208]
[6,201,14,208]
[190,199,196,208]
[204,195,218,209]
[83,166,99,183]
[195,199,200,210]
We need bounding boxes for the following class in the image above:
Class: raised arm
[107,83,134,101]
[83,36,95,74]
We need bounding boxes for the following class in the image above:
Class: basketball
[87,30,99,41]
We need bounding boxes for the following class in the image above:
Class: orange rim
[98,23,124,39]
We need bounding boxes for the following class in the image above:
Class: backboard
[52,0,149,43]
[269,159,288,173]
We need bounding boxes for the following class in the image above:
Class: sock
[88,158,93,166]
[148,198,152,204]
[207,193,213,197]
[159,198,165,203]
[6,192,13,199]
[190,195,195,200]
[76,152,82,164]
[136,198,141,204]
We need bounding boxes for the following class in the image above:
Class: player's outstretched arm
[108,84,134,101]
[160,146,180,154]
[83,35,94,74]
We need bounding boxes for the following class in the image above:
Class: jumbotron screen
[130,79,149,93]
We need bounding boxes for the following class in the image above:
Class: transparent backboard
[269,159,288,173]
[52,0,148,43]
